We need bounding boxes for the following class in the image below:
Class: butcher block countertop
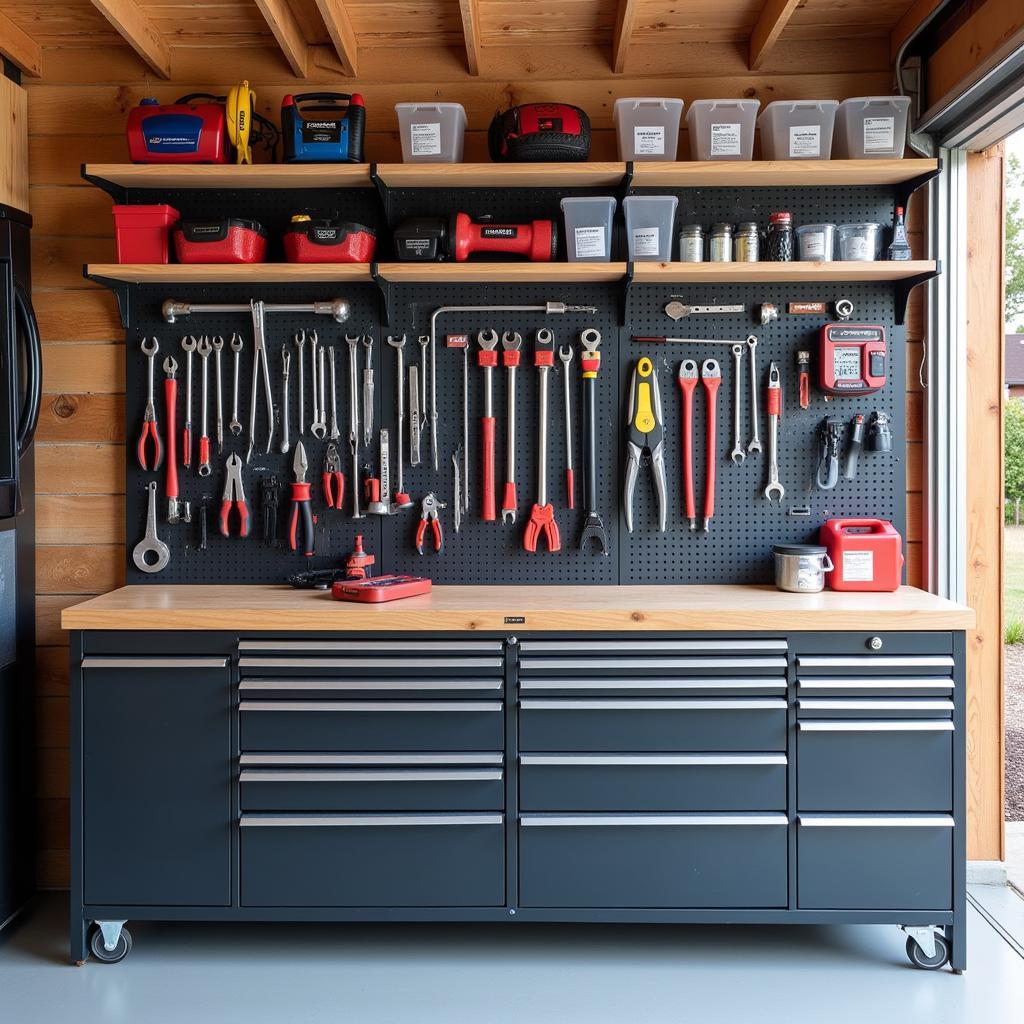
[61,585,975,633]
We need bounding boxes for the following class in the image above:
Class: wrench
[501,331,522,524]
[477,329,499,521]
[417,335,429,443]
[328,346,340,441]
[133,481,170,574]
[280,347,291,454]
[197,336,213,476]
[246,300,276,462]
[409,365,421,466]
[386,335,412,508]
[180,336,196,467]
[211,335,224,454]
[295,330,306,436]
[318,347,327,441]
[362,336,374,448]
[730,343,745,463]
[764,361,785,502]
[346,334,363,519]
[310,332,327,439]
[229,333,243,436]
[559,343,574,509]
[746,334,763,454]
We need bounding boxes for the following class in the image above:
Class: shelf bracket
[895,159,942,213]
[894,261,940,327]
[617,160,634,204]
[370,262,394,326]
[369,161,392,230]
[80,163,127,205]
[619,262,635,326]
[83,266,131,327]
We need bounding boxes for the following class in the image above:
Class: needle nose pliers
[624,356,667,533]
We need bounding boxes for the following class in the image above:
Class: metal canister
[709,223,733,263]
[772,544,834,593]
[733,222,759,262]
[678,224,704,262]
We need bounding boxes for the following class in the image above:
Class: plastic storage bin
[837,222,883,261]
[758,100,838,160]
[795,223,836,261]
[395,103,467,163]
[833,97,910,158]
[561,197,616,262]
[613,98,684,161]
[112,204,179,263]
[623,195,677,262]
[686,99,760,161]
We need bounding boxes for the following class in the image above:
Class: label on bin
[573,225,607,259]
[789,124,821,158]
[862,116,895,153]
[710,123,742,157]
[410,122,442,156]
[631,226,660,258]
[633,125,665,155]
[842,550,875,582]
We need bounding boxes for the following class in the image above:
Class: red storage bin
[820,518,904,592]
[283,217,376,263]
[172,219,267,264]
[112,204,180,264]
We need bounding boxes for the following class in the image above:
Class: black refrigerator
[0,203,42,928]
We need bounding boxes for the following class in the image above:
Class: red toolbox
[112,204,180,264]
[820,518,904,592]
[172,218,268,264]
[283,216,376,263]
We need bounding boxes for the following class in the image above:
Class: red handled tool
[477,330,499,520]
[322,442,345,509]
[219,452,250,537]
[289,442,316,555]
[677,360,698,530]
[415,492,446,554]
[180,335,195,468]
[501,331,522,523]
[163,355,185,523]
[797,350,811,410]
[559,343,575,509]
[701,360,722,531]
[136,337,163,471]
[524,329,560,552]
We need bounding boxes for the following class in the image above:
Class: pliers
[322,442,345,509]
[624,356,667,533]
[415,492,446,554]
[219,453,250,537]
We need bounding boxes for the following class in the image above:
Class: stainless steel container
[773,544,834,593]
[709,223,733,262]
[678,224,704,262]
[733,222,759,262]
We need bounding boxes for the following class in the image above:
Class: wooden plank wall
[24,42,924,887]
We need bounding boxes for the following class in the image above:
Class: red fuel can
[820,518,904,592]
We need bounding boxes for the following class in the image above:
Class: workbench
[63,584,974,970]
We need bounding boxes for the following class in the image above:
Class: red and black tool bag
[172,219,268,263]
[283,218,377,263]
[488,104,592,162]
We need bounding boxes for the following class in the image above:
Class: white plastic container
[613,98,684,161]
[686,99,760,161]
[561,197,616,262]
[796,223,836,261]
[833,97,910,159]
[837,223,883,261]
[395,102,467,163]
[758,100,838,160]
[623,196,678,261]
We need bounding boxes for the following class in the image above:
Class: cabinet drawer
[240,767,504,811]
[239,677,504,700]
[518,699,787,752]
[797,814,953,910]
[797,677,954,697]
[796,698,953,720]
[797,722,952,812]
[519,814,788,908]
[239,701,504,752]
[519,754,786,812]
[240,813,505,907]
[519,677,786,697]
[519,656,787,679]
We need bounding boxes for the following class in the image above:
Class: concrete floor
[1,894,1023,1024]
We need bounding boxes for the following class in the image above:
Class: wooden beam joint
[749,0,802,71]
[612,0,638,75]
[314,0,358,77]
[458,0,482,76]
[0,10,42,78]
[88,0,171,79]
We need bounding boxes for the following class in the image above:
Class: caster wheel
[906,933,950,970]
[89,924,133,964]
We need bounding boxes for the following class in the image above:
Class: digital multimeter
[818,324,887,396]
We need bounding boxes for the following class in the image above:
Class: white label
[573,225,607,259]
[802,232,826,259]
[842,550,875,583]
[633,125,665,156]
[409,122,442,156]
[710,122,742,157]
[788,124,821,158]
[631,226,660,258]
[844,235,873,261]
[862,116,895,153]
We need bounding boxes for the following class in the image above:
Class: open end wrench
[559,343,575,509]
[180,336,196,467]
[295,330,306,436]
[747,334,763,454]
[764,361,785,502]
[730,343,745,463]
[578,329,608,555]
[196,336,213,476]
[211,335,224,454]
[280,347,291,454]
[229,333,243,435]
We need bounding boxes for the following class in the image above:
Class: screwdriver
[289,442,315,556]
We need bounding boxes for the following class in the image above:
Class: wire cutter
[322,442,345,509]
[415,492,446,554]
[624,356,667,533]
[219,453,250,537]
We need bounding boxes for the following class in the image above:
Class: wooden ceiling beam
[313,0,358,77]
[458,0,483,76]
[0,9,41,78]
[749,0,802,71]
[88,0,171,79]
[611,0,639,75]
[253,0,310,78]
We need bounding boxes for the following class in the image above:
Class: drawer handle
[240,813,504,828]
[798,679,954,692]
[239,640,503,653]
[239,769,503,782]
[797,699,954,712]
[796,656,954,669]
[239,679,503,693]
[519,754,787,766]
[798,720,953,732]
[798,815,954,829]
[519,698,786,711]
[520,814,788,827]
[239,657,503,670]
[521,658,787,672]
[239,701,503,713]
[81,657,228,669]
[239,752,504,767]
[518,640,788,654]
[519,678,786,693]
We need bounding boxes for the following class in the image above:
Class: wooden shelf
[374,163,628,188]
[85,263,373,284]
[628,159,938,188]
[630,260,938,283]
[378,262,628,283]
[83,164,373,190]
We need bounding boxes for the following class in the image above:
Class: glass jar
[709,223,733,263]
[733,221,759,262]
[765,211,794,262]
[678,224,704,262]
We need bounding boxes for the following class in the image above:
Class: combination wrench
[362,336,374,448]
[295,330,306,436]
[280,347,291,454]
[559,343,575,509]
[346,334,363,518]
[746,334,763,454]
[500,331,522,524]
[180,336,196,467]
[229,333,243,436]
[196,336,213,476]
[730,343,745,463]
[211,335,224,454]
[386,335,412,508]
[764,361,785,502]
[310,332,327,439]
[328,346,340,441]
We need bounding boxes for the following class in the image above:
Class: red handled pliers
[322,442,345,509]
[137,337,163,471]
[219,453,250,537]
[415,492,446,554]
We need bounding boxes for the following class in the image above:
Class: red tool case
[332,575,432,603]
[112,204,180,263]
[283,217,376,263]
[172,219,268,263]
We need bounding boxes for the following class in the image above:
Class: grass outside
[1006,527,1024,638]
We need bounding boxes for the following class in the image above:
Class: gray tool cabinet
[67,623,966,971]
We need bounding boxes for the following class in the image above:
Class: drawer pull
[239,752,503,766]
[519,640,788,654]
[521,657,787,672]
[239,640,503,653]
[519,698,786,711]
[81,657,228,669]
[797,699,954,712]
[796,656,954,669]
[239,701,502,713]
[797,678,953,692]
[797,814,954,829]
[519,678,786,693]
[239,678,503,693]
[239,657,503,670]
[520,813,788,827]
[239,769,503,783]
[240,813,504,828]
[797,720,954,732]
[520,753,786,766]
